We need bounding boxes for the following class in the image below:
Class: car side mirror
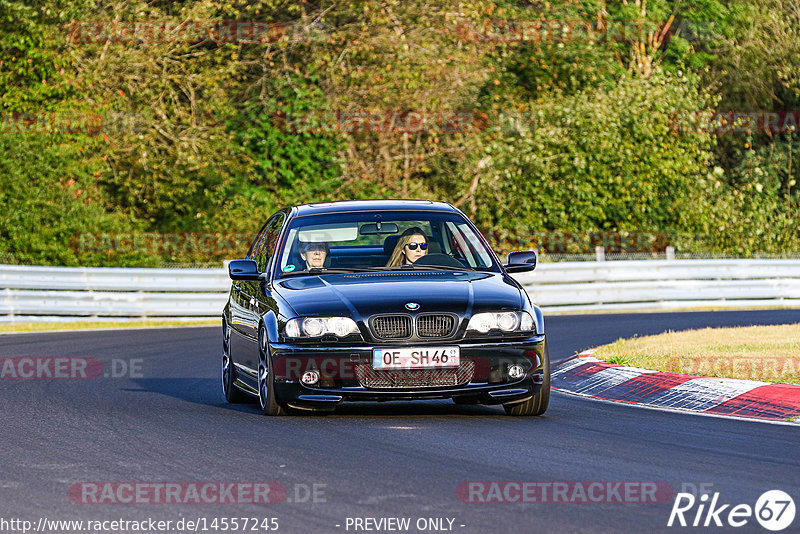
[504,250,537,273]
[228,259,261,281]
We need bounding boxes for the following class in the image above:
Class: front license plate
[373,347,460,369]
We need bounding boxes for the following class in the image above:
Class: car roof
[291,199,458,217]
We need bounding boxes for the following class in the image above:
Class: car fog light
[301,370,320,385]
[508,365,525,379]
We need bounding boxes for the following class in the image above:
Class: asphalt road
[1,310,799,534]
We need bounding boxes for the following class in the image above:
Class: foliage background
[0,0,798,265]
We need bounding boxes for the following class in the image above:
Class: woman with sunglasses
[386,227,429,267]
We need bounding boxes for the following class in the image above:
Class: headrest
[383,235,401,255]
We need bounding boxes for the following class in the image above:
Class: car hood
[274,271,523,319]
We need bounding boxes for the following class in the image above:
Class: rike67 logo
[668,490,795,531]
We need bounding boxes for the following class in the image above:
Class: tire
[222,319,249,403]
[504,341,550,416]
[257,324,285,416]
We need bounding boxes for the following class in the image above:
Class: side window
[246,221,270,259]
[254,214,285,273]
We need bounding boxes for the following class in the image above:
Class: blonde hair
[386,229,427,267]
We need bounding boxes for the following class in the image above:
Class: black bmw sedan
[222,200,549,416]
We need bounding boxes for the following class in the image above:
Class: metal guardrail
[0,265,228,321]
[514,259,800,312]
[0,260,799,321]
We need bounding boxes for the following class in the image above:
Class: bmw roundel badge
[405,302,420,311]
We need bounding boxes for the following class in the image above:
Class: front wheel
[504,342,550,416]
[258,325,285,416]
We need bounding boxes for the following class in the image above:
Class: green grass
[595,323,800,384]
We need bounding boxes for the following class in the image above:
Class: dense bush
[0,0,797,265]
[455,70,720,243]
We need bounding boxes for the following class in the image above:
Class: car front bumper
[268,336,546,410]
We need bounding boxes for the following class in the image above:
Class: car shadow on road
[122,377,260,414]
[122,378,532,418]
[329,401,504,417]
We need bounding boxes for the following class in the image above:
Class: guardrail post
[595,246,605,262]
[666,246,675,260]
[4,287,14,318]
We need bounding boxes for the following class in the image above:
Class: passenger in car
[386,227,428,267]
[299,241,329,269]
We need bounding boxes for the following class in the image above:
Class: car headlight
[284,317,359,338]
[467,311,534,333]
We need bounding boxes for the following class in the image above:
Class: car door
[240,213,285,374]
[229,220,271,386]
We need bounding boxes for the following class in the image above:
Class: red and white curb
[552,351,800,425]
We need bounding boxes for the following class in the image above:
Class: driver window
[253,214,285,273]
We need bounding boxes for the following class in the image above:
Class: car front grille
[370,315,412,339]
[416,314,456,338]
[369,313,457,339]
[355,360,475,389]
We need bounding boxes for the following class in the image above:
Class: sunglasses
[406,242,428,251]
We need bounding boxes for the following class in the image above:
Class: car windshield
[275,210,500,277]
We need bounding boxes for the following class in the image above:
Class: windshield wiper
[280,267,382,277]
[391,263,475,271]
[281,264,477,277]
